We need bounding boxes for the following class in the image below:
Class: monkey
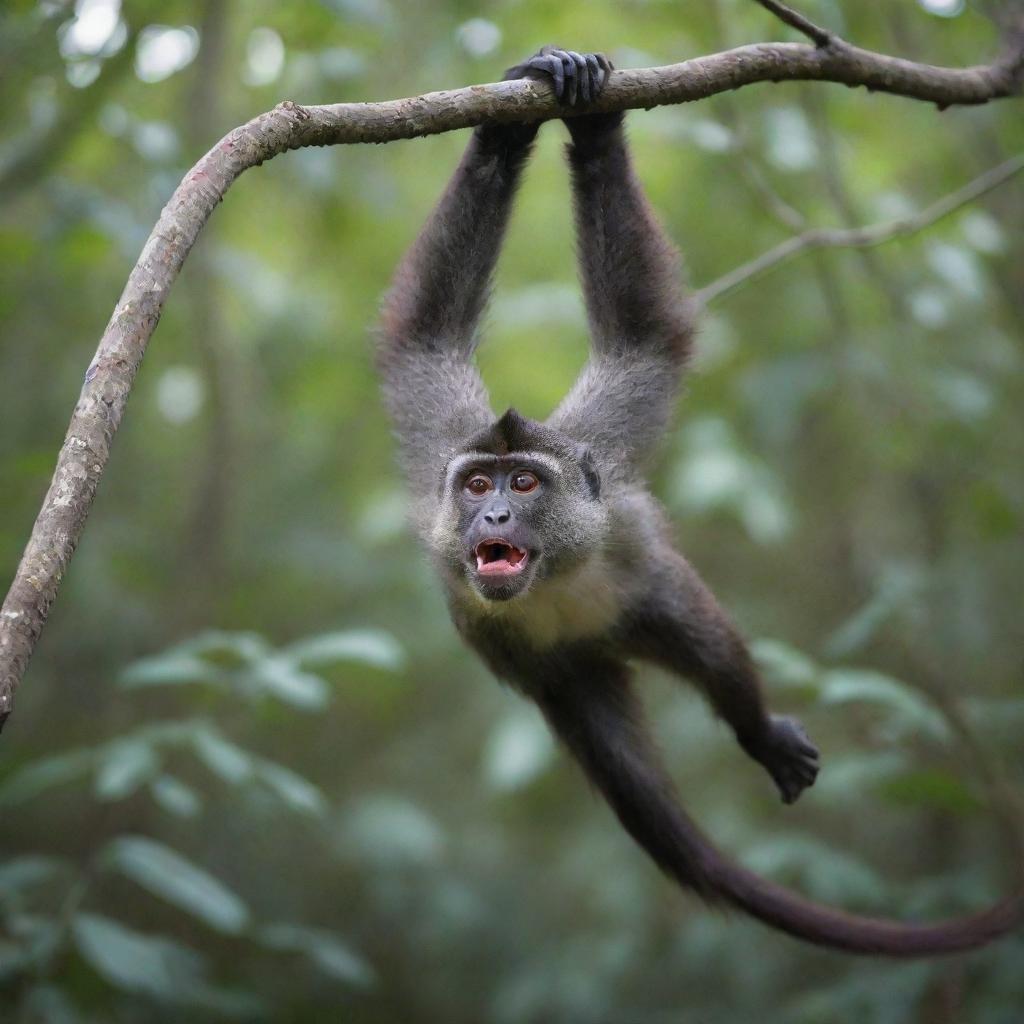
[375,47,1024,956]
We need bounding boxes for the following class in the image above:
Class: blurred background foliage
[1,0,1023,1020]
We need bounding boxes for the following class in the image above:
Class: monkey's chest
[468,569,621,651]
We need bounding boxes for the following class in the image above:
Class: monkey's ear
[579,448,601,499]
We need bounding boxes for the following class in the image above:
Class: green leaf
[744,835,886,907]
[6,912,61,968]
[104,836,249,934]
[0,921,57,983]
[149,775,202,818]
[0,856,68,896]
[94,740,159,801]
[72,913,261,1015]
[119,653,218,689]
[284,629,407,672]
[191,726,253,784]
[179,630,270,667]
[482,710,554,792]
[812,750,908,801]
[251,657,329,710]
[19,984,82,1024]
[72,913,206,998]
[751,638,819,691]
[257,760,327,816]
[878,769,982,814]
[259,923,376,988]
[0,750,95,805]
[820,669,949,739]
[823,565,923,659]
[343,796,445,867]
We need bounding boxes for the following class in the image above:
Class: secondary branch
[695,153,1024,306]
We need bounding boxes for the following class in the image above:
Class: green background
[1,0,1022,1020]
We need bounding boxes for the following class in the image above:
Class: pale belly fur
[469,554,621,649]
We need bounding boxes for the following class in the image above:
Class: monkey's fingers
[561,51,580,105]
[778,775,805,805]
[595,52,614,87]
[758,715,820,804]
[510,48,612,107]
[584,54,602,99]
[569,51,591,103]
[533,54,566,101]
[562,50,609,106]
[774,753,819,803]
[778,753,819,798]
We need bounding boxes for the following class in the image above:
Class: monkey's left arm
[376,115,540,497]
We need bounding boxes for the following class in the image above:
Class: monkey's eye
[465,474,493,497]
[510,472,539,494]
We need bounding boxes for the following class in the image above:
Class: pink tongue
[478,557,514,574]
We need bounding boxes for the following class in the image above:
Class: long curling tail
[534,665,1024,958]
[712,855,1024,956]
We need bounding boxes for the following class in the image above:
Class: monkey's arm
[377,120,538,494]
[548,114,695,475]
[627,553,819,804]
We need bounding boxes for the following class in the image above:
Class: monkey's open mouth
[475,540,529,576]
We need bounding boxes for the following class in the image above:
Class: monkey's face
[432,448,607,604]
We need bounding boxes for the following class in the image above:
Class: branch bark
[1,28,1023,731]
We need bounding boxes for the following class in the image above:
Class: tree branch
[753,0,833,48]
[695,152,1024,306]
[1,29,1023,731]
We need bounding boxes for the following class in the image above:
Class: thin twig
[754,0,833,48]
[801,84,907,317]
[696,153,1024,306]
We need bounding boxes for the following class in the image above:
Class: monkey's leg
[524,655,720,898]
[627,556,820,804]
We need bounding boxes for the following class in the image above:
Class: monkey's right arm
[377,116,539,497]
[628,554,820,805]
[549,106,695,475]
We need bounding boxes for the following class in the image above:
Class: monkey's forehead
[445,451,564,477]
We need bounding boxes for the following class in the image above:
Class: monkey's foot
[749,715,820,805]
[504,47,612,106]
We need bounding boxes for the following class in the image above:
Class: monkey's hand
[504,46,613,108]
[501,47,622,145]
[478,46,610,150]
[742,715,820,805]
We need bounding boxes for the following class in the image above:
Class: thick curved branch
[1,30,1023,731]
[695,153,1024,306]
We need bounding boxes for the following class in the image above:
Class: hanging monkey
[376,47,1024,956]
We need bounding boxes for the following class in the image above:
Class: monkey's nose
[484,506,511,525]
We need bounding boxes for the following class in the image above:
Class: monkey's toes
[776,754,820,804]
[763,715,820,805]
